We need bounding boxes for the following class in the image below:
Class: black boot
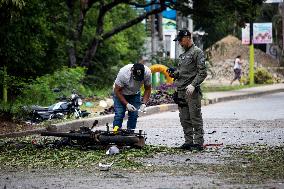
[191,144,204,151]
[177,143,195,150]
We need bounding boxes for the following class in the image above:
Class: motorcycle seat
[31,105,49,111]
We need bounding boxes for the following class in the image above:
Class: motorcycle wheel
[30,115,44,124]
[66,111,80,119]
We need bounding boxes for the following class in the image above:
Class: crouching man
[113,62,152,131]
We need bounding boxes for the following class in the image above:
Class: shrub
[254,68,274,84]
[240,75,249,85]
[149,54,178,68]
[0,101,14,120]
[0,67,94,120]
[17,67,88,106]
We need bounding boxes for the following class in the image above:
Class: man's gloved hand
[126,103,137,111]
[185,84,195,95]
[166,67,177,78]
[140,103,146,112]
[166,67,175,74]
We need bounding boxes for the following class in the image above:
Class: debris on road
[98,162,114,171]
[106,145,120,155]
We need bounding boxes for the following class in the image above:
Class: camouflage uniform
[174,44,207,145]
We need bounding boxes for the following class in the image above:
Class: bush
[149,54,178,68]
[17,67,89,106]
[240,75,249,85]
[254,68,274,84]
[0,67,96,120]
[0,101,14,120]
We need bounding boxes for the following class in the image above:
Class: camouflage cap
[173,29,191,41]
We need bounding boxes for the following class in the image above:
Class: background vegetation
[0,0,278,120]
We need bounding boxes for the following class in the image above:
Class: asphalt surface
[134,92,284,147]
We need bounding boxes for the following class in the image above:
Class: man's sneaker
[177,143,194,150]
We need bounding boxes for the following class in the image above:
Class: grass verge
[201,84,265,92]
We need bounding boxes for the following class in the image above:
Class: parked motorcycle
[26,89,90,123]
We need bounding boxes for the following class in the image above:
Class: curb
[0,128,46,138]
[1,85,284,138]
[206,87,284,104]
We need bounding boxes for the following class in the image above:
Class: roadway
[135,92,284,147]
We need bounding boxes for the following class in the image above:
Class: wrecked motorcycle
[40,121,146,148]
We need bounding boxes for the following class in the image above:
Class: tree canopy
[66,0,265,68]
[0,0,267,100]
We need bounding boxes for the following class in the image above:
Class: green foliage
[225,67,276,86]
[149,55,178,68]
[1,0,271,114]
[0,67,27,89]
[0,101,15,119]
[0,0,25,8]
[193,0,264,49]
[201,83,250,92]
[240,75,249,85]
[79,5,146,88]
[0,0,67,79]
[90,87,113,98]
[0,67,28,104]
[17,67,88,106]
[0,67,91,119]
[0,2,147,117]
[254,67,274,84]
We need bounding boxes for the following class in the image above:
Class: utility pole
[249,22,255,85]
[151,8,156,56]
[158,12,163,41]
[249,0,256,85]
[151,5,157,87]
[175,11,183,59]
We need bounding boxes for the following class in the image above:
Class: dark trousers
[177,90,204,145]
[113,93,141,130]
[233,68,242,80]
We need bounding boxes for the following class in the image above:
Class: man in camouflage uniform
[168,29,207,150]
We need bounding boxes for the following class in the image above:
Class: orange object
[149,64,174,84]
[203,143,223,147]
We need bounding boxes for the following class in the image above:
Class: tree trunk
[281,2,284,66]
[81,38,100,67]
[80,2,167,67]
[68,47,77,67]
[3,65,7,103]
[67,0,77,67]
[80,2,105,68]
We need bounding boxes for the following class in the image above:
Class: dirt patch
[0,117,38,135]
[207,35,278,66]
[205,35,284,83]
